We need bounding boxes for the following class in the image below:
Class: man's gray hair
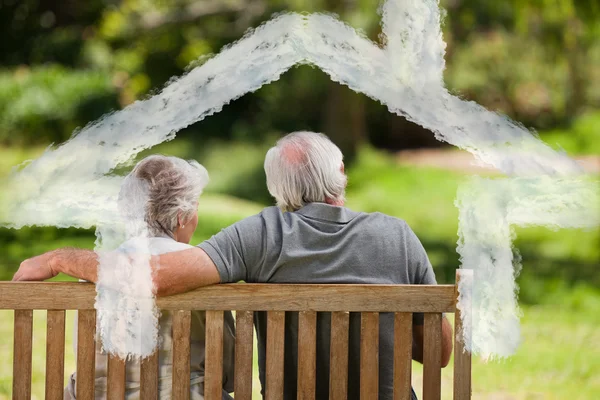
[119,155,209,238]
[264,131,347,212]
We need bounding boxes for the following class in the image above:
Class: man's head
[264,131,347,212]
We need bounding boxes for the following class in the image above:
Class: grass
[411,301,600,400]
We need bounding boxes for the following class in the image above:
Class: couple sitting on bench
[14,131,453,399]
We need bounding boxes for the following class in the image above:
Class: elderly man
[15,131,453,399]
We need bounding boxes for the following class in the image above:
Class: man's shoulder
[258,206,283,218]
[223,206,282,233]
[359,210,410,229]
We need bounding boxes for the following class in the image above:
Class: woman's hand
[12,251,59,281]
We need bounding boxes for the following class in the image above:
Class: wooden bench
[0,270,472,400]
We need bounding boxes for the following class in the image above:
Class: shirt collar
[294,202,360,223]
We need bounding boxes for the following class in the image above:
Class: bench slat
[393,312,412,400]
[205,310,224,400]
[107,355,126,399]
[0,279,472,400]
[360,312,379,400]
[329,311,349,400]
[45,310,66,400]
[140,351,159,399]
[234,310,254,400]
[298,311,317,400]
[13,309,33,400]
[454,270,472,400]
[0,282,456,313]
[266,311,285,400]
[423,313,442,400]
[172,310,192,400]
[77,310,97,400]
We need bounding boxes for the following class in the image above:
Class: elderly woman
[64,155,236,399]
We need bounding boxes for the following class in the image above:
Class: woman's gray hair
[118,155,209,238]
[264,131,347,212]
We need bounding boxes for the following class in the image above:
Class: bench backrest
[0,270,472,400]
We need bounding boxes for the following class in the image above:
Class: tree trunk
[322,82,366,163]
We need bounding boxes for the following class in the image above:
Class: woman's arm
[12,248,97,283]
[151,247,220,296]
[12,246,220,296]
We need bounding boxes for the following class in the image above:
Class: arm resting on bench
[412,315,453,368]
[12,246,220,296]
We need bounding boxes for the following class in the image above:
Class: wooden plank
[423,313,442,400]
[393,313,412,400]
[329,312,349,400]
[265,311,285,400]
[234,310,254,400]
[1,283,97,310]
[12,309,33,400]
[454,270,473,400]
[205,310,224,400]
[140,351,159,399]
[107,355,126,399]
[360,312,379,400]
[297,311,317,400]
[172,310,191,400]
[45,310,66,400]
[77,310,97,400]
[0,282,456,313]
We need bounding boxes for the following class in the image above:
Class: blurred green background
[0,0,599,398]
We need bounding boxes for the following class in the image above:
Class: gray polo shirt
[199,203,437,400]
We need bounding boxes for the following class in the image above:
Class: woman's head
[119,155,209,243]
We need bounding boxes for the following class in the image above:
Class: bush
[0,65,117,145]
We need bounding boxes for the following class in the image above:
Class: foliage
[0,66,117,145]
[446,30,571,128]
[0,0,598,148]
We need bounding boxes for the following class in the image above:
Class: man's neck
[324,198,344,207]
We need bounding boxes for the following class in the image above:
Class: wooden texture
[0,282,456,312]
[329,311,349,400]
[423,313,442,400]
[454,270,473,400]
[1,278,473,400]
[140,351,159,399]
[12,309,33,400]
[205,310,224,400]
[76,310,97,400]
[45,310,66,400]
[393,312,412,400]
[107,355,126,399]
[265,311,285,400]
[234,310,254,400]
[297,311,317,400]
[172,310,192,400]
[360,312,379,400]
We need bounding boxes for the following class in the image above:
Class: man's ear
[340,163,345,174]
